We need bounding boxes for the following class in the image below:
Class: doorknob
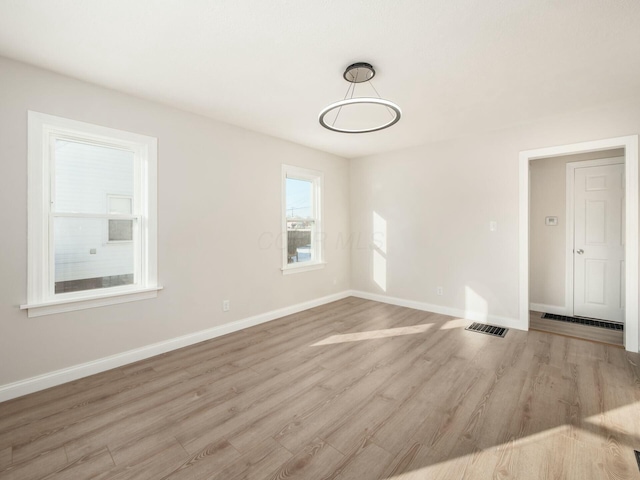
[576,249,584,255]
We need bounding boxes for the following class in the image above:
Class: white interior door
[573,163,624,322]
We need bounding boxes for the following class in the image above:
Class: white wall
[350,99,640,333]
[0,56,350,387]
[529,149,623,312]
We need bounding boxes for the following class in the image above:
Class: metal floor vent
[465,322,508,338]
[635,450,640,472]
[541,313,623,331]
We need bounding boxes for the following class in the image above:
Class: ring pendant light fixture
[319,62,402,133]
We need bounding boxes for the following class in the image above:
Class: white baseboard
[0,290,351,402]
[529,303,568,316]
[349,290,525,331]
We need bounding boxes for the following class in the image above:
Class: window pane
[54,217,135,294]
[55,140,134,214]
[287,220,313,264]
[286,177,312,219]
[108,219,133,242]
[108,196,132,214]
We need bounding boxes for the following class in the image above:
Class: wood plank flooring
[1,297,640,479]
[530,310,625,346]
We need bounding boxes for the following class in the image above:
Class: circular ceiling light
[319,62,402,134]
[319,98,402,133]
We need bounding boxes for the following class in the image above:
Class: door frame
[565,157,625,319]
[519,135,639,352]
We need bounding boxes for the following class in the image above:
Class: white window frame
[281,164,325,274]
[21,111,161,317]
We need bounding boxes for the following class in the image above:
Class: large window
[23,112,159,317]
[282,164,324,273]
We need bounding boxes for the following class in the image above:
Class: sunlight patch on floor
[439,318,470,330]
[384,424,603,479]
[311,324,433,346]
[384,447,481,480]
[585,401,640,423]
[494,425,570,451]
[584,401,640,441]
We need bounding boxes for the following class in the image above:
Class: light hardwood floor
[1,297,640,479]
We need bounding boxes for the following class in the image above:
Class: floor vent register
[465,322,508,338]
[541,313,623,331]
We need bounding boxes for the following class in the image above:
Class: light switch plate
[545,216,558,226]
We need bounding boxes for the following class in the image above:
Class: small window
[107,195,134,242]
[23,112,160,316]
[282,165,324,273]
[109,219,133,242]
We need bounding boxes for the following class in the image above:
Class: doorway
[519,136,639,352]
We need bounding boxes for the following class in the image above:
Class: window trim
[21,111,160,317]
[281,164,325,274]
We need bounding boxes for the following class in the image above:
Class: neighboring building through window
[282,164,324,273]
[23,112,159,316]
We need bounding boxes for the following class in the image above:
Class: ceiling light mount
[343,62,375,83]
[319,62,402,134]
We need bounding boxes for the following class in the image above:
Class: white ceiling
[1,0,640,158]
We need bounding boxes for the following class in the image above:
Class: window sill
[20,286,163,318]
[281,262,326,275]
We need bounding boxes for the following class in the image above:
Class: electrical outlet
[489,221,497,232]
[222,300,230,312]
[436,286,444,296]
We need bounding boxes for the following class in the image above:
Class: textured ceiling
[1,0,639,158]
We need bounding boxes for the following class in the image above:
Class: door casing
[519,135,639,353]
